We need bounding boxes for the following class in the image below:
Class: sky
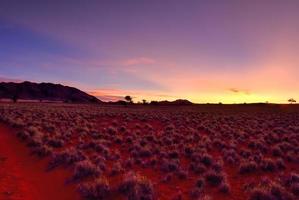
[0,0,299,103]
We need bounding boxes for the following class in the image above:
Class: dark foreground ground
[0,103,298,200]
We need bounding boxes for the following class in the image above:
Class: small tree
[124,96,133,104]
[142,99,147,105]
[12,94,18,103]
[288,98,296,104]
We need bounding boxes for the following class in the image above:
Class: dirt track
[0,125,80,200]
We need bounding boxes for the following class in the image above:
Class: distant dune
[0,81,101,103]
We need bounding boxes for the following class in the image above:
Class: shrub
[226,156,237,165]
[189,162,206,174]
[205,172,224,187]
[275,159,286,170]
[123,158,134,169]
[47,148,85,170]
[27,126,42,137]
[249,188,273,200]
[168,151,179,159]
[16,131,30,141]
[78,178,110,200]
[195,179,204,189]
[272,146,282,157]
[27,136,43,148]
[110,162,123,176]
[139,148,152,158]
[107,126,117,134]
[239,161,258,174]
[134,157,142,165]
[291,183,299,196]
[118,172,155,200]
[118,126,127,132]
[212,161,223,173]
[270,184,294,199]
[200,154,213,167]
[176,169,188,180]
[95,144,110,156]
[253,154,263,164]
[260,159,276,172]
[109,151,121,161]
[72,160,101,181]
[219,182,230,194]
[162,174,172,183]
[248,179,295,200]
[47,138,64,148]
[31,145,52,157]
[290,173,299,183]
[148,157,157,166]
[282,173,299,187]
[114,136,123,144]
[189,187,202,199]
[184,146,193,157]
[93,156,106,171]
[240,149,251,159]
[160,159,179,172]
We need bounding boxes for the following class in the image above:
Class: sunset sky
[1,0,299,103]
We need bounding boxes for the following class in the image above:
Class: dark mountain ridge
[149,99,193,105]
[0,81,101,103]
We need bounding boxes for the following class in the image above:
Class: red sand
[0,124,81,200]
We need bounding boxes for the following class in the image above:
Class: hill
[0,81,101,103]
[150,99,193,105]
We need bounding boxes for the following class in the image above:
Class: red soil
[0,124,81,200]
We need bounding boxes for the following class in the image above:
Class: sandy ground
[0,124,80,200]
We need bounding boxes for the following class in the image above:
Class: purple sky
[1,0,299,103]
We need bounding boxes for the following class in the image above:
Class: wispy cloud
[228,88,251,95]
[88,87,177,102]
[122,57,156,66]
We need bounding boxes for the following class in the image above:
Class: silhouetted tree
[124,96,133,104]
[12,94,18,103]
[288,98,296,104]
[142,99,147,105]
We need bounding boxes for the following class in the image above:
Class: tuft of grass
[205,171,224,187]
[239,161,258,174]
[118,171,155,200]
[72,160,101,181]
[47,148,85,170]
[78,178,110,200]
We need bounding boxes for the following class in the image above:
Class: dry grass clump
[205,171,224,187]
[72,160,101,181]
[78,178,110,200]
[118,172,155,200]
[239,161,258,174]
[48,148,86,170]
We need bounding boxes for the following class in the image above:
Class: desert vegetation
[0,103,298,200]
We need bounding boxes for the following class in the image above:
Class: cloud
[229,88,239,93]
[122,57,156,66]
[88,87,177,102]
[228,88,251,95]
[95,95,124,102]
